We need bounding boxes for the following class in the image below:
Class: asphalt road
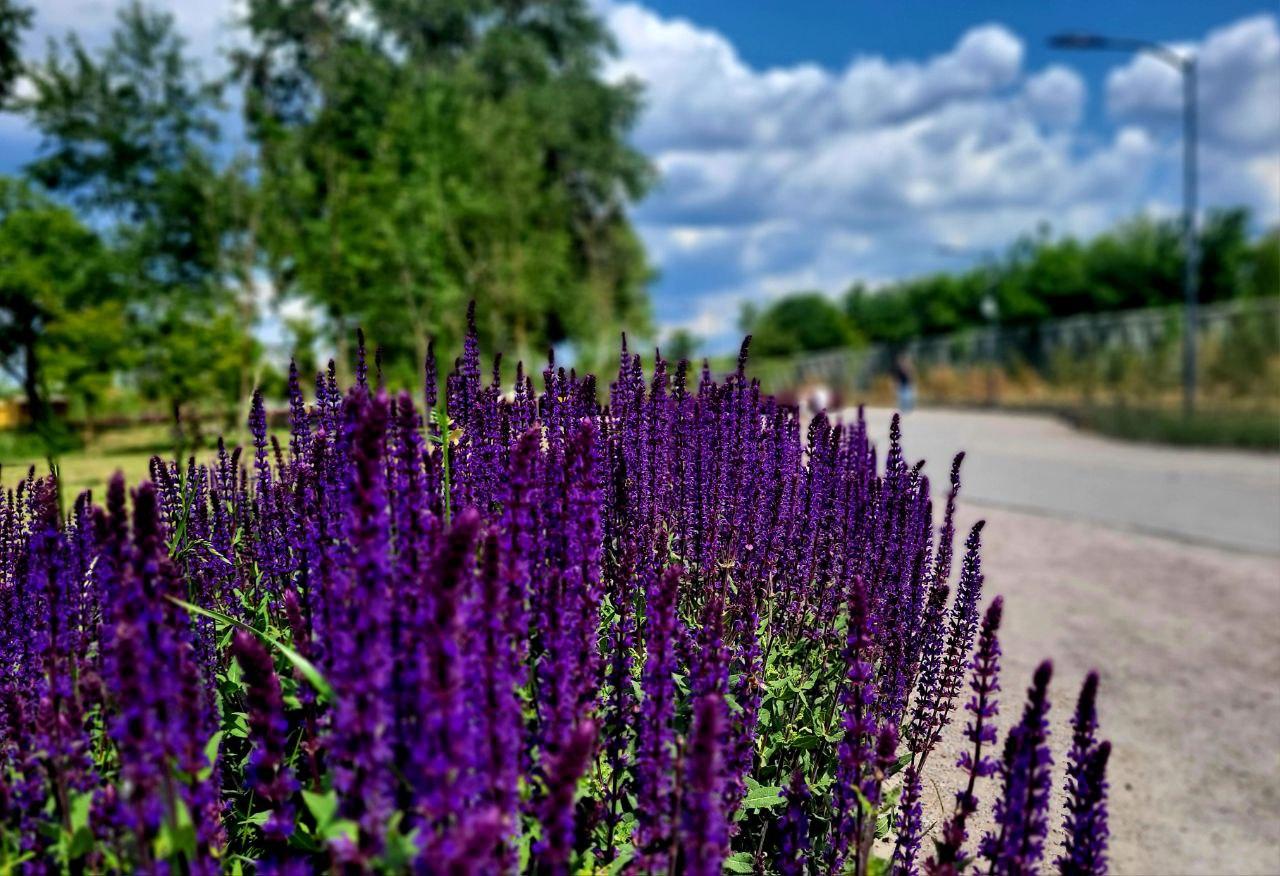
[854,407,1280,555]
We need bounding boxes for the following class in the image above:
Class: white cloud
[1023,65,1086,127]
[606,7,1026,151]
[1107,15,1280,153]
[608,3,1280,347]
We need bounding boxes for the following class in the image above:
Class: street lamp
[936,245,1002,405]
[1049,31,1199,416]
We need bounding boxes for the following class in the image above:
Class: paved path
[932,504,1280,874]
[854,407,1280,555]
[846,407,1280,872]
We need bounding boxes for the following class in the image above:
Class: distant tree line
[0,0,651,439]
[743,210,1279,357]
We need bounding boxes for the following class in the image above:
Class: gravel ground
[915,503,1280,875]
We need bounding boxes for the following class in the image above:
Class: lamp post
[980,290,1000,406]
[936,245,1001,406]
[1049,32,1199,416]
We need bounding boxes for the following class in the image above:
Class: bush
[0,311,1110,873]
[1071,404,1280,451]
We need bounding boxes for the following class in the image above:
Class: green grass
[1065,405,1280,451]
[0,424,252,498]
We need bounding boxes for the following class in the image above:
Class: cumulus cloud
[26,0,244,68]
[605,7,1026,151]
[1107,15,1280,153]
[1023,65,1086,127]
[603,3,1280,346]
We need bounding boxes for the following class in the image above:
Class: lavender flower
[635,565,682,867]
[983,660,1055,875]
[536,719,598,875]
[926,596,1004,876]
[776,770,812,876]
[1059,673,1111,876]
[889,765,924,876]
[0,309,1112,874]
[679,690,729,876]
[230,631,297,843]
[831,574,879,874]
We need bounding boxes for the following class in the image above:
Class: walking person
[892,353,915,414]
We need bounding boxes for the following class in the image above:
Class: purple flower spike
[1059,673,1110,876]
[776,770,812,876]
[831,574,878,874]
[536,719,598,876]
[635,565,683,868]
[983,660,1054,876]
[230,631,297,844]
[890,766,923,876]
[679,690,729,876]
[926,596,1004,876]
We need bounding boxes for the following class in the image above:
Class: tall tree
[22,1,261,426]
[0,0,30,108]
[236,0,653,375]
[0,177,120,433]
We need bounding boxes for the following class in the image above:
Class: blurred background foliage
[0,0,652,443]
[0,0,1276,462]
[742,211,1277,354]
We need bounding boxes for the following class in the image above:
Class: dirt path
[916,503,1280,875]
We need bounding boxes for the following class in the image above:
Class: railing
[749,297,1280,398]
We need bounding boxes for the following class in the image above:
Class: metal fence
[750,297,1280,398]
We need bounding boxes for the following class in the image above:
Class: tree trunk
[22,335,49,429]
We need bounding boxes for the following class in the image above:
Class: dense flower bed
[0,309,1109,873]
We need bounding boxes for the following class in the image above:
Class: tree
[0,177,121,435]
[838,209,1275,345]
[236,0,653,375]
[22,1,260,427]
[746,293,858,358]
[663,328,701,363]
[0,0,30,108]
[1248,228,1279,299]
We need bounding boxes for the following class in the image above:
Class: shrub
[0,308,1109,873]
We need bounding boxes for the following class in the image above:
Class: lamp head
[1048,32,1109,50]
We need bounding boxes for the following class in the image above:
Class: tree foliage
[743,293,859,358]
[0,0,30,107]
[0,178,122,430]
[20,1,260,424]
[841,210,1278,345]
[236,0,653,377]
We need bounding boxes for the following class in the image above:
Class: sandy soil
[912,503,1280,875]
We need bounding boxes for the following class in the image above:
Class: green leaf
[724,851,755,873]
[166,596,333,702]
[380,813,419,870]
[68,791,93,834]
[154,797,197,861]
[784,732,824,751]
[607,845,635,876]
[322,819,359,844]
[66,826,94,860]
[740,783,786,811]
[302,789,339,831]
[198,730,223,780]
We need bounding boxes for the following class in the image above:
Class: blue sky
[3,1,1278,352]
